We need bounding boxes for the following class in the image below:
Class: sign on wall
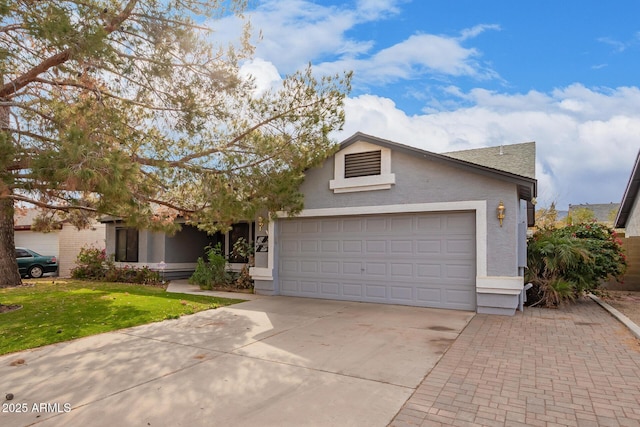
[256,236,269,253]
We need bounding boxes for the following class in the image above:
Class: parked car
[15,247,58,278]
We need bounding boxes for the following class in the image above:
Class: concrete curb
[588,293,640,340]
[166,280,263,300]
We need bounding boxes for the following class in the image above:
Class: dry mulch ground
[0,304,22,314]
[602,290,640,326]
[0,283,31,314]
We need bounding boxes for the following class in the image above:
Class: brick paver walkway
[390,298,640,427]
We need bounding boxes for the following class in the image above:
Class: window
[15,249,31,258]
[344,150,382,178]
[228,223,250,263]
[115,228,139,262]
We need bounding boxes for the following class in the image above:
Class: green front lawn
[0,280,244,356]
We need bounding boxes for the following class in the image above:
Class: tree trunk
[0,75,21,287]
[0,196,21,287]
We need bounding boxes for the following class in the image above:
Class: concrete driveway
[0,296,473,427]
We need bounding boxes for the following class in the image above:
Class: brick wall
[604,236,640,291]
[58,223,106,277]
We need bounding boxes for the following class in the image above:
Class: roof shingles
[443,142,536,179]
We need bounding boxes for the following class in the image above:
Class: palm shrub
[526,222,627,307]
[554,222,627,287]
[525,232,592,306]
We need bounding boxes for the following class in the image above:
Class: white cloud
[458,24,501,41]
[355,0,404,20]
[598,37,627,52]
[239,58,282,94]
[597,32,640,53]
[208,1,639,211]
[213,0,403,73]
[212,0,497,86]
[314,31,499,88]
[335,86,640,210]
[312,35,479,85]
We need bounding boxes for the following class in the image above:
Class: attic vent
[344,150,382,178]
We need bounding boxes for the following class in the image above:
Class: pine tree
[0,0,351,286]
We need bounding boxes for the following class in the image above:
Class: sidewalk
[390,298,640,427]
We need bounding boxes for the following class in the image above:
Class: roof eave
[340,133,538,201]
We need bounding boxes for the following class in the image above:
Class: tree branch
[0,0,139,98]
[30,77,184,112]
[0,24,25,33]
[8,194,99,213]
[130,12,211,31]
[139,195,196,214]
[172,98,323,165]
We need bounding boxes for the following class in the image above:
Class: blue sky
[215,0,640,210]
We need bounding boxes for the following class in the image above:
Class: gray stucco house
[103,132,537,315]
[251,133,537,315]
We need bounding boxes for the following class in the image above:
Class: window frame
[115,227,139,262]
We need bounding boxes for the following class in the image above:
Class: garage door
[278,212,476,310]
[15,231,59,257]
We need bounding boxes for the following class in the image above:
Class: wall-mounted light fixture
[257,216,265,231]
[497,201,505,227]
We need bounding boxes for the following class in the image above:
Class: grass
[0,279,245,356]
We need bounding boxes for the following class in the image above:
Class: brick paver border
[390,298,640,427]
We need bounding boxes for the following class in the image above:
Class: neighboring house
[613,149,640,290]
[616,149,640,236]
[251,133,537,315]
[556,210,569,222]
[101,220,255,280]
[14,209,106,277]
[568,202,620,226]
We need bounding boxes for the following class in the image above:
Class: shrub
[105,265,161,285]
[189,244,233,290]
[72,246,162,285]
[135,266,162,285]
[71,247,114,280]
[555,222,627,285]
[525,232,592,307]
[526,222,627,307]
[231,238,254,290]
